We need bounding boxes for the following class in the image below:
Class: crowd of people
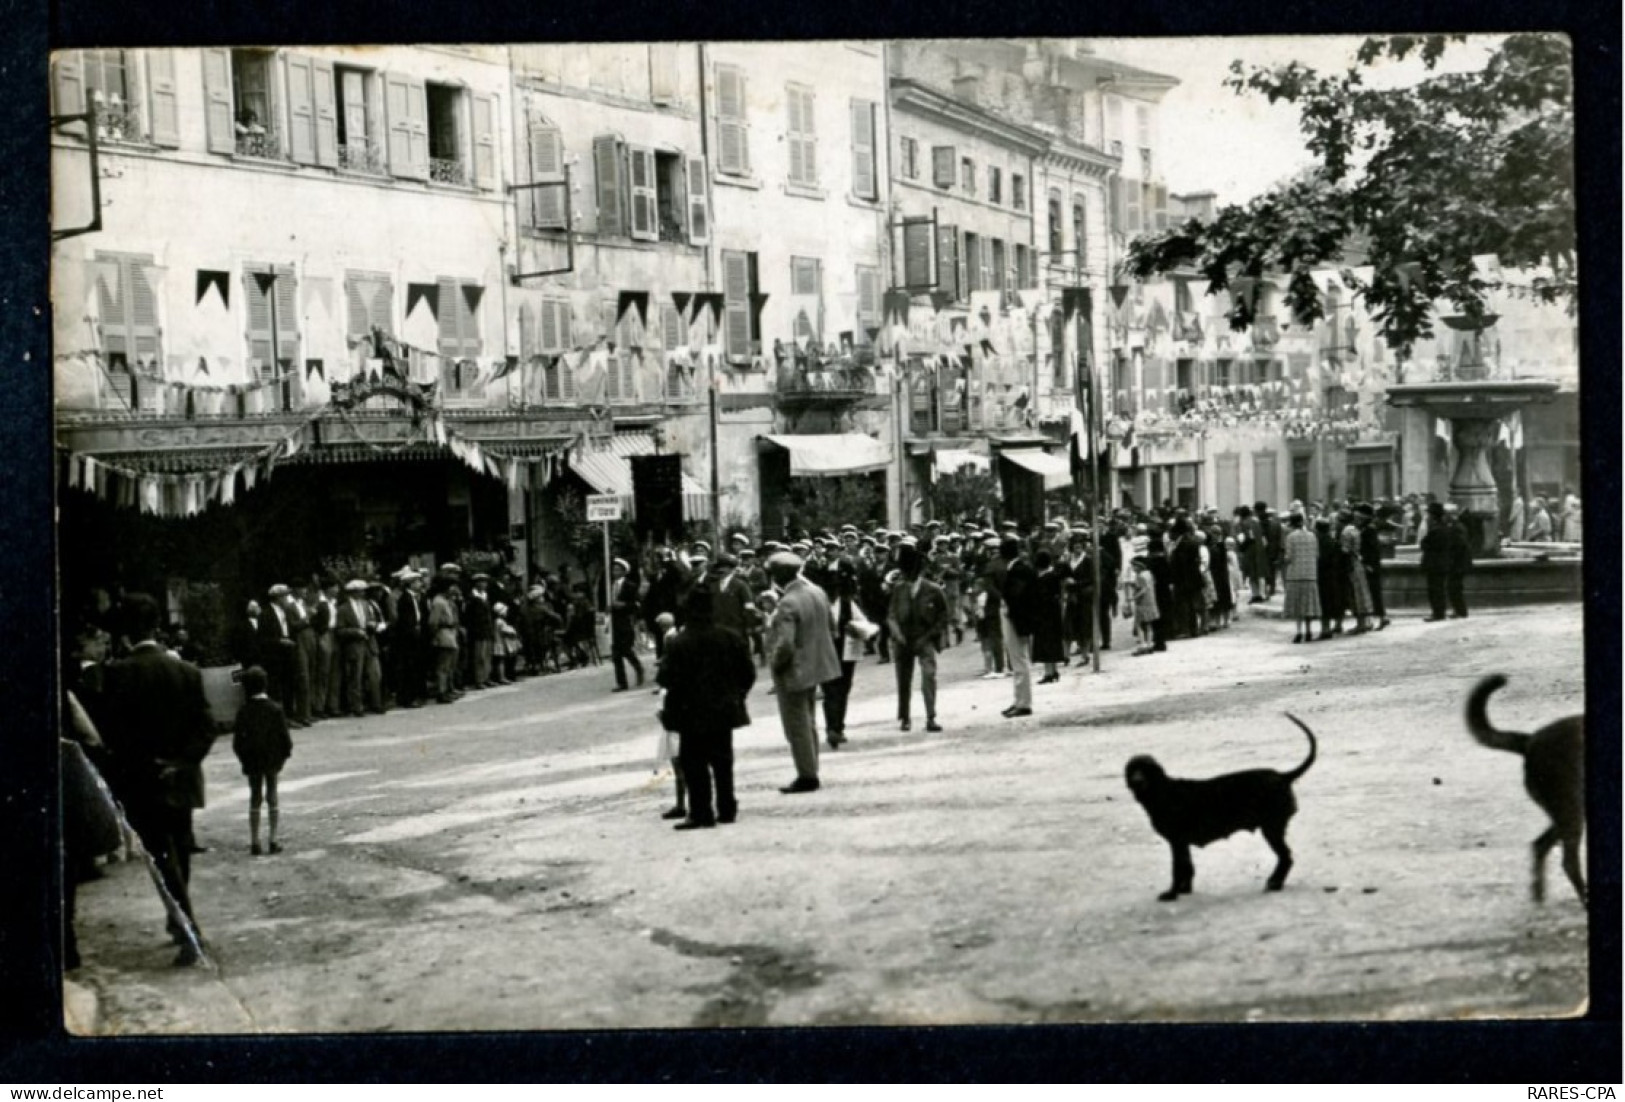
[57,482,1582,955]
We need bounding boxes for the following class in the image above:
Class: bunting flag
[696,293,726,326]
[929,291,954,313]
[195,270,230,308]
[305,358,324,380]
[461,284,484,318]
[252,271,279,297]
[616,291,649,329]
[671,291,694,322]
[748,292,770,327]
[882,289,911,327]
[1062,287,1092,321]
[407,283,440,320]
[1145,299,1170,333]
[196,356,210,377]
[490,354,519,382]
[1107,284,1131,312]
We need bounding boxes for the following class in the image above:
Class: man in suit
[93,593,216,966]
[708,552,758,640]
[887,541,948,733]
[233,599,263,671]
[428,575,462,703]
[393,570,429,707]
[997,536,1038,718]
[257,585,300,719]
[309,580,338,719]
[766,552,841,794]
[335,579,377,717]
[464,573,496,690]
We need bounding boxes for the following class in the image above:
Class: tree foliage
[1123,33,1575,357]
[779,475,884,537]
[927,467,1000,527]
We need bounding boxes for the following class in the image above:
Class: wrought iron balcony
[338,141,387,176]
[429,157,467,185]
[234,124,286,161]
[91,98,145,143]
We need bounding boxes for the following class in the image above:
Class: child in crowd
[974,576,1005,678]
[652,612,685,821]
[493,602,522,683]
[1127,554,1161,657]
[232,666,293,856]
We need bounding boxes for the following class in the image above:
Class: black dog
[1466,674,1585,904]
[1125,716,1317,901]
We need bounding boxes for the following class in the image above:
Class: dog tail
[1281,714,1317,781]
[1466,674,1531,756]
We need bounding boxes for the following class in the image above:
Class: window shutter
[594,134,625,236]
[935,223,958,299]
[649,44,678,105]
[901,220,932,288]
[856,266,880,341]
[437,278,463,367]
[715,64,748,175]
[628,146,657,241]
[384,74,429,180]
[94,256,128,358]
[311,58,338,167]
[786,87,805,186]
[517,303,534,361]
[53,52,86,119]
[274,266,299,366]
[722,250,752,359]
[1153,183,1169,231]
[244,269,274,377]
[370,277,394,336]
[1108,177,1123,233]
[990,239,1004,291]
[932,145,955,188]
[286,54,318,165]
[201,47,235,154]
[145,50,179,147]
[528,121,566,229]
[346,277,371,338]
[685,156,710,244]
[1125,181,1141,234]
[539,298,560,352]
[472,94,497,189]
[799,89,817,186]
[850,99,876,200]
[662,303,684,350]
[964,235,981,294]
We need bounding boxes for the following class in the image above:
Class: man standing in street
[766,551,840,793]
[887,542,947,733]
[997,536,1037,718]
[609,558,645,693]
[656,587,756,830]
[1420,501,1455,622]
[94,593,217,965]
[1354,504,1391,630]
[464,574,496,690]
[1443,503,1473,619]
[335,579,376,717]
[393,569,428,707]
[257,585,299,720]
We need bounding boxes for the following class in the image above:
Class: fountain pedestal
[1386,380,1560,558]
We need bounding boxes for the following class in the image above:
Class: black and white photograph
[37,28,1609,1059]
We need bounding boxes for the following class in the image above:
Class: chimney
[952,74,980,106]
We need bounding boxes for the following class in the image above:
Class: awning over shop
[1000,447,1071,491]
[935,449,990,476]
[570,432,711,520]
[761,434,892,477]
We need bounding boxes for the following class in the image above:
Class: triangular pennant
[491,354,519,381]
[462,284,484,317]
[671,291,694,321]
[253,271,279,296]
[305,358,324,380]
[699,293,726,326]
[407,283,440,319]
[196,356,210,377]
[195,270,230,308]
[1107,284,1131,311]
[616,290,649,329]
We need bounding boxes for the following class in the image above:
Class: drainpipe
[698,43,720,538]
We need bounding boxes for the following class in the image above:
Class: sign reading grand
[585,494,623,522]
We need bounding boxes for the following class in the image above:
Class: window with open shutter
[715,64,748,176]
[1108,177,1124,233]
[527,120,566,229]
[850,99,876,200]
[932,145,955,189]
[472,94,497,189]
[990,239,1005,291]
[1153,183,1169,231]
[145,50,179,147]
[628,146,657,241]
[1073,199,1087,262]
[685,156,710,244]
[200,48,235,154]
[722,249,754,360]
[901,220,932,289]
[385,73,429,180]
[786,85,817,187]
[1125,180,1141,234]
[309,58,338,167]
[594,134,626,236]
[286,55,318,165]
[856,266,880,344]
[52,52,86,120]
[935,223,958,299]
[791,256,822,344]
[964,234,981,294]
[438,279,485,397]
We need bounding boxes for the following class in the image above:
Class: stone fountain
[1385,314,1559,559]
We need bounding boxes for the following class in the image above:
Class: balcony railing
[235,124,287,161]
[91,98,145,143]
[429,157,467,185]
[338,141,387,176]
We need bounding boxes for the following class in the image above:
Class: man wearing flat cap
[765,552,840,793]
[257,584,300,718]
[335,579,380,717]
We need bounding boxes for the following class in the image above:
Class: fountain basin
[1380,543,1584,609]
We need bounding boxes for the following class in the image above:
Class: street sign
[586,494,623,522]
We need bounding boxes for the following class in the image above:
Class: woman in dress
[1281,512,1322,644]
[1338,511,1375,634]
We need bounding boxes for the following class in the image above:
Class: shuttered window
[990,239,1006,292]
[649,44,679,105]
[1011,172,1025,211]
[791,256,822,344]
[721,249,757,360]
[1073,199,1087,263]
[527,119,567,229]
[628,146,658,241]
[608,306,640,402]
[715,64,749,176]
[1109,177,1124,234]
[146,50,179,147]
[594,133,626,236]
[1048,191,1063,255]
[932,145,955,189]
[786,84,817,188]
[243,264,300,379]
[200,48,235,154]
[856,266,881,344]
[935,223,959,300]
[849,99,877,200]
[385,72,429,180]
[901,219,933,289]
[685,156,710,244]
[537,297,571,353]
[471,93,497,189]
[964,233,982,294]
[1013,244,1030,291]
[345,271,395,338]
[1124,180,1142,235]
[94,253,162,368]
